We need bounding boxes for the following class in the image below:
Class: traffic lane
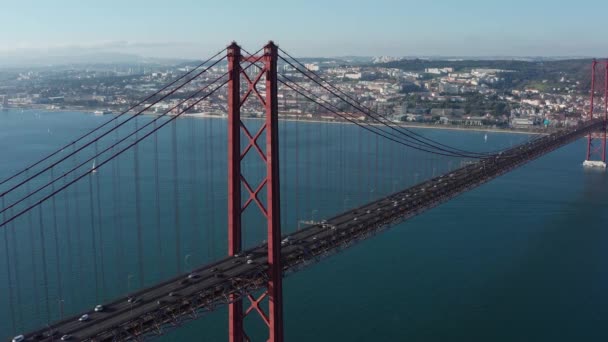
[39,253,260,340]
[89,261,269,339]
[80,264,258,340]
[28,248,244,340]
[79,247,276,339]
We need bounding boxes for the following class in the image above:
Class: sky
[1,0,607,59]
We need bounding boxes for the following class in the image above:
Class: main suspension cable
[278,76,487,158]
[279,49,498,157]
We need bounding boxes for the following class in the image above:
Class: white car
[61,334,72,341]
[12,335,24,342]
[94,305,104,312]
[79,314,90,322]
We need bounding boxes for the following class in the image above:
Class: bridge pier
[582,160,606,168]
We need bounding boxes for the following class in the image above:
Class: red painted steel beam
[603,60,607,163]
[227,42,244,342]
[263,41,284,342]
[586,60,597,161]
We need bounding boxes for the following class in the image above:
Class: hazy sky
[1,0,607,58]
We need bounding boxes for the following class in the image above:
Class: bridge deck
[22,119,604,341]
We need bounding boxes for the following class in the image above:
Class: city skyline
[1,0,608,61]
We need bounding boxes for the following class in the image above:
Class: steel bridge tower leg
[586,60,597,161]
[603,60,608,163]
[227,42,244,342]
[264,42,284,342]
[227,41,284,342]
[583,59,607,168]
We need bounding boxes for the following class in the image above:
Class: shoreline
[3,107,547,136]
[181,112,545,135]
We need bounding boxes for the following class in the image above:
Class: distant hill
[0,51,189,68]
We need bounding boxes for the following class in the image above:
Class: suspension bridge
[2,42,607,342]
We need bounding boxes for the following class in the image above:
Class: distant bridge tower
[583,59,608,168]
[227,41,284,342]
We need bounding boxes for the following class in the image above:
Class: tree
[492,102,507,116]
[464,102,472,114]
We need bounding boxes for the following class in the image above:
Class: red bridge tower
[227,41,284,342]
[583,59,608,168]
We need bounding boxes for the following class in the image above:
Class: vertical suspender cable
[375,133,379,199]
[295,113,299,229]
[2,197,16,334]
[72,147,84,303]
[325,120,330,208]
[95,141,106,297]
[339,120,345,206]
[88,175,99,303]
[322,121,327,216]
[204,118,211,261]
[391,135,396,191]
[189,116,198,262]
[380,128,384,194]
[172,119,181,274]
[399,144,409,187]
[63,176,73,296]
[367,129,372,201]
[26,171,40,319]
[305,120,311,221]
[153,119,162,277]
[10,207,23,330]
[208,118,216,260]
[50,169,63,315]
[134,117,144,287]
[281,115,287,231]
[38,206,50,324]
[112,139,121,289]
[358,126,363,204]
[113,126,125,291]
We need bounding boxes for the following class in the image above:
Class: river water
[0,109,606,341]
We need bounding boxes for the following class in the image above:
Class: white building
[304,63,320,72]
[425,67,453,74]
[511,118,534,128]
[345,73,362,80]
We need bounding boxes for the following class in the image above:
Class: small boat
[484,133,488,142]
[91,160,97,173]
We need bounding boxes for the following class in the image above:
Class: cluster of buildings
[0,58,593,131]
[277,61,592,130]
